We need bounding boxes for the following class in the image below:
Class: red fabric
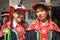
[15,24,25,40]
[28,19,60,40]
[2,20,26,40]
[20,21,27,29]
[15,21,27,40]
[1,23,8,30]
[32,2,51,11]
[8,6,14,21]
[0,30,4,37]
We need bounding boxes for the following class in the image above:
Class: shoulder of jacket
[30,21,36,26]
[52,21,58,26]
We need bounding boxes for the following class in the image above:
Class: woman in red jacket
[28,2,60,40]
[2,4,29,40]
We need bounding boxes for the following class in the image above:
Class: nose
[38,11,42,15]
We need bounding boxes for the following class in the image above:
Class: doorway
[51,6,60,28]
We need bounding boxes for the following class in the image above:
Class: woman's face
[13,11,25,22]
[36,8,48,21]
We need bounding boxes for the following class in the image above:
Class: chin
[38,18,44,21]
[17,20,22,22]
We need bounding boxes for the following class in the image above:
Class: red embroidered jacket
[1,20,27,40]
[28,19,60,40]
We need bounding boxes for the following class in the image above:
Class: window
[28,10,36,19]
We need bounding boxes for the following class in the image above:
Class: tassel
[9,29,12,40]
[8,6,14,21]
[8,29,10,40]
[7,29,12,40]
[4,28,12,40]
[39,30,42,40]
[4,34,6,40]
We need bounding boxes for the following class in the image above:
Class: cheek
[43,12,47,16]
[22,15,24,18]
[36,13,39,17]
[14,13,18,18]
[15,14,19,17]
[43,13,48,19]
[20,15,24,18]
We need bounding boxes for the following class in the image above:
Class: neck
[40,19,48,23]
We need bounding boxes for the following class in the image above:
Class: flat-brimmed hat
[8,4,30,21]
[1,14,9,17]
[10,4,30,12]
[32,2,51,11]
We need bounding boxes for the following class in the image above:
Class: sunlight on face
[13,11,25,22]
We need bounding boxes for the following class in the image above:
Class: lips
[17,18,22,22]
[18,18,22,20]
[39,16,43,18]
